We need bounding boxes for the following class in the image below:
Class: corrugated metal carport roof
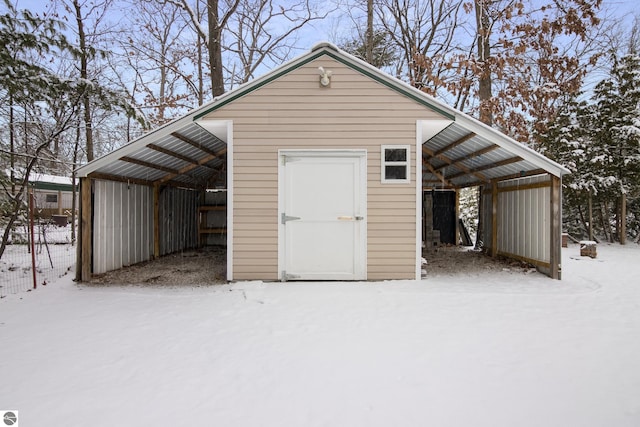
[422,120,560,189]
[76,42,569,189]
[76,108,229,189]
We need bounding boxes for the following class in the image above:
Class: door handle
[337,215,365,221]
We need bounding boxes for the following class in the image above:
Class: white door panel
[280,152,366,280]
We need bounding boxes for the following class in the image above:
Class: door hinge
[281,213,301,224]
[281,271,301,281]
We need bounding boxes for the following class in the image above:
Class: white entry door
[279,151,367,281]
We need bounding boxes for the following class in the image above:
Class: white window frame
[381,145,410,183]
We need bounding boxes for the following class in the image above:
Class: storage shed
[75,42,568,282]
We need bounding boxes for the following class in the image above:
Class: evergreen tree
[538,96,601,238]
[591,53,640,242]
[341,30,398,69]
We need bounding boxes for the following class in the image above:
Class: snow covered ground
[1,243,639,426]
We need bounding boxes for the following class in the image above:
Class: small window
[45,194,58,203]
[381,145,410,183]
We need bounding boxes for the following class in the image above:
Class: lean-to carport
[75,113,229,282]
[420,114,568,279]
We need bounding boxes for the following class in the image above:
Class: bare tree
[376,0,465,89]
[165,0,240,96]
[166,0,327,95]
[224,0,331,87]
[461,0,603,139]
[121,0,198,125]
[62,0,118,161]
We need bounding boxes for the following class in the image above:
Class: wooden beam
[147,143,213,169]
[88,172,153,187]
[422,157,453,187]
[480,169,548,192]
[423,145,489,184]
[448,180,483,189]
[497,251,551,269]
[120,156,180,175]
[434,144,498,172]
[153,183,160,259]
[422,183,456,190]
[80,177,92,281]
[156,154,215,185]
[171,132,227,158]
[550,175,561,279]
[446,156,522,181]
[88,172,201,190]
[455,189,460,245]
[433,132,476,156]
[491,181,498,258]
[498,181,551,193]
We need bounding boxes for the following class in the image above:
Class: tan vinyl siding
[205,56,445,280]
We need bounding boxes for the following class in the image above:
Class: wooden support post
[153,183,160,259]
[79,177,92,282]
[550,175,561,279]
[455,189,460,245]
[491,181,498,257]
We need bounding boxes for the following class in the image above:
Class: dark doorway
[432,191,456,245]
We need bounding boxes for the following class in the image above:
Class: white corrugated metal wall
[497,175,550,264]
[158,186,199,256]
[93,180,153,274]
[92,181,202,273]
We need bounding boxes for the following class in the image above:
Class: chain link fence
[1,214,75,298]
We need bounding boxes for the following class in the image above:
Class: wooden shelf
[198,205,227,245]
[198,205,225,211]
[199,228,227,234]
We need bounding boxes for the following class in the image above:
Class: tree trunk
[366,0,373,64]
[598,202,608,242]
[71,122,81,245]
[576,201,587,238]
[474,0,492,126]
[9,97,16,195]
[73,0,94,161]
[472,0,492,249]
[620,191,626,244]
[208,0,225,96]
[588,190,593,241]
[197,1,204,105]
[602,201,614,243]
